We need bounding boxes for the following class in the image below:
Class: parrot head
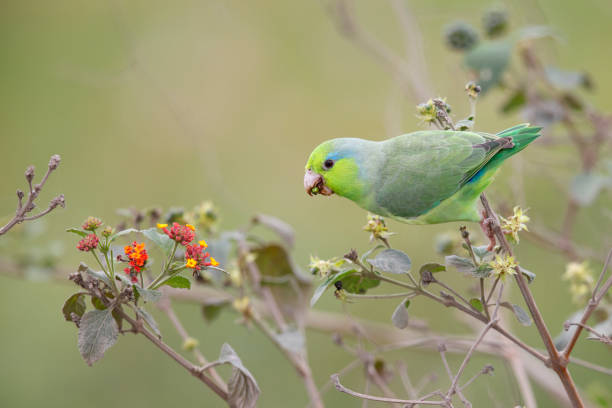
[304,138,367,202]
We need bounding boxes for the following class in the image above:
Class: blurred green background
[1,0,611,406]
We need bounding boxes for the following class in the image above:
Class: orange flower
[186,224,196,231]
[124,241,148,282]
[198,239,208,248]
[186,258,198,268]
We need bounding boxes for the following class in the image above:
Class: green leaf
[554,311,583,350]
[133,286,162,303]
[500,88,526,114]
[419,263,446,285]
[472,246,495,262]
[544,66,590,91]
[62,293,87,322]
[80,262,112,286]
[310,268,381,304]
[589,316,612,340]
[109,228,139,243]
[464,39,513,93]
[275,328,305,354]
[202,303,226,323]
[473,263,493,278]
[456,118,474,131]
[66,228,88,238]
[511,304,532,326]
[570,172,607,206]
[137,307,161,338]
[91,296,107,310]
[469,298,484,312]
[340,273,380,294]
[367,249,412,274]
[520,267,536,283]
[445,255,476,274]
[419,263,446,275]
[360,244,386,265]
[391,299,410,329]
[163,275,191,289]
[253,244,310,284]
[252,214,295,249]
[141,227,174,255]
[216,343,260,408]
[78,309,119,366]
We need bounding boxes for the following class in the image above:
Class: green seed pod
[444,22,479,51]
[483,8,508,38]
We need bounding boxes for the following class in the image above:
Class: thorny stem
[0,155,64,236]
[480,193,585,408]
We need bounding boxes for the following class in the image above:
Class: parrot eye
[323,159,335,170]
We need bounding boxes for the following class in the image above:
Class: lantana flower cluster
[123,241,149,282]
[158,222,196,246]
[185,240,219,271]
[158,223,218,272]
[77,234,99,252]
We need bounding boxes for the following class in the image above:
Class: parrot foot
[479,210,496,251]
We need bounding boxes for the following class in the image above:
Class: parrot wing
[373,130,507,219]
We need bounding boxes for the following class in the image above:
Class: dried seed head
[344,249,359,262]
[50,194,65,209]
[25,166,35,182]
[48,154,61,170]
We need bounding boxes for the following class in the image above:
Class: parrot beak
[304,169,333,196]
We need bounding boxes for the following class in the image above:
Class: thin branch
[480,193,585,408]
[250,309,324,408]
[156,294,227,392]
[0,155,64,236]
[326,0,430,102]
[562,248,612,358]
[114,307,228,401]
[331,374,446,406]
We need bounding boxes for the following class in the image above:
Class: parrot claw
[479,210,496,251]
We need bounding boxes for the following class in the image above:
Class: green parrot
[303,124,540,224]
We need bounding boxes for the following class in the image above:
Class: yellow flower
[563,262,593,283]
[185,258,198,268]
[182,337,199,351]
[210,257,219,267]
[490,254,518,281]
[309,255,344,277]
[563,262,594,305]
[157,223,168,229]
[186,224,196,231]
[233,296,250,313]
[229,265,242,286]
[363,213,395,242]
[500,206,529,243]
[184,201,220,233]
[198,239,208,248]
